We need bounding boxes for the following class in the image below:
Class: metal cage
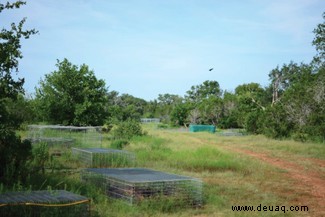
[72,148,135,167]
[81,168,202,207]
[0,190,90,217]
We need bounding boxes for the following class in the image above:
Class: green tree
[35,59,108,126]
[185,80,221,104]
[312,12,325,67]
[234,83,266,131]
[219,91,239,128]
[170,103,191,126]
[107,92,147,122]
[261,104,294,139]
[0,1,36,180]
[185,80,222,125]
[155,93,183,122]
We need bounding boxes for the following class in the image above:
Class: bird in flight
[209,68,214,71]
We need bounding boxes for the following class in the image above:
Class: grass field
[5,124,325,216]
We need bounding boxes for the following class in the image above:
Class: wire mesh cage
[81,168,202,207]
[140,118,160,123]
[215,129,245,136]
[72,148,135,167]
[27,125,102,148]
[0,190,90,217]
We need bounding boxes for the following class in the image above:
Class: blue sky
[2,0,325,100]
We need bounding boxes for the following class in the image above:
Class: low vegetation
[2,124,323,216]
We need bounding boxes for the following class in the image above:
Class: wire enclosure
[27,125,102,148]
[0,190,90,217]
[72,148,135,167]
[81,168,202,207]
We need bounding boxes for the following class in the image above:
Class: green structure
[189,124,216,133]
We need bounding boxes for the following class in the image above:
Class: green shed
[189,124,216,133]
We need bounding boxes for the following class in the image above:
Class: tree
[219,91,239,128]
[234,83,267,130]
[170,102,191,126]
[35,59,108,126]
[0,1,37,180]
[185,80,221,104]
[107,92,147,122]
[155,93,183,122]
[312,12,325,68]
[184,80,222,126]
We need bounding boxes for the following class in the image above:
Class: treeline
[3,9,324,143]
[19,60,324,142]
[16,12,324,142]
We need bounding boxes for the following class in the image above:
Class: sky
[2,0,325,101]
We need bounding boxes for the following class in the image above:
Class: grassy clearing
[6,124,321,216]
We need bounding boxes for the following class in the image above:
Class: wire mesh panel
[28,125,102,148]
[81,168,202,207]
[72,148,135,167]
[215,129,245,136]
[140,118,160,123]
[0,190,90,217]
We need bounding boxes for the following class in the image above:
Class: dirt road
[228,147,325,217]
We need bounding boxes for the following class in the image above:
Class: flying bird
[209,68,214,71]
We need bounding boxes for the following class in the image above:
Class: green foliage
[219,91,239,128]
[170,103,190,126]
[245,110,264,134]
[0,1,35,181]
[101,123,113,133]
[157,123,169,129]
[153,94,183,122]
[107,92,147,122]
[261,104,293,139]
[112,120,146,140]
[35,58,108,126]
[0,130,32,183]
[31,142,50,174]
[0,1,38,100]
[110,139,129,150]
[312,12,325,67]
[185,80,225,126]
[185,80,221,104]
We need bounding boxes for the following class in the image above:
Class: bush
[0,129,32,183]
[110,139,129,150]
[102,123,113,133]
[31,142,50,174]
[112,120,146,140]
[157,123,169,129]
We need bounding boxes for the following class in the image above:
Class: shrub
[157,123,169,129]
[0,129,32,183]
[110,139,129,150]
[102,123,113,133]
[31,142,50,174]
[112,120,146,140]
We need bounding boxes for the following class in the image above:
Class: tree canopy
[35,59,108,126]
[0,1,36,180]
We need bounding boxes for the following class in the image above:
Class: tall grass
[169,147,246,172]
[4,124,318,216]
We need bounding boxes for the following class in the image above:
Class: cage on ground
[81,168,202,207]
[0,190,90,217]
[27,125,102,148]
[72,147,135,167]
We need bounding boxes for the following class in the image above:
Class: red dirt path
[228,147,325,217]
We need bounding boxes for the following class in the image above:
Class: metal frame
[81,168,202,206]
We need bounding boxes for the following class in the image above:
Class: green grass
[4,125,322,216]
